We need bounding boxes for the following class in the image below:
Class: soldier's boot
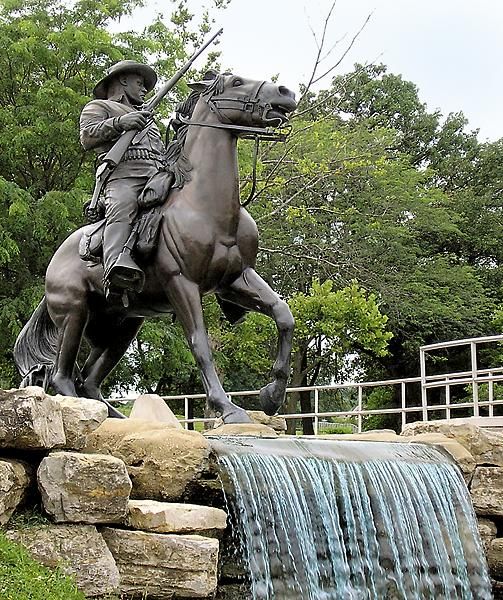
[103,222,145,303]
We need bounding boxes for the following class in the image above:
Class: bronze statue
[13,62,297,423]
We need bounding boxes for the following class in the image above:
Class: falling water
[213,438,492,600]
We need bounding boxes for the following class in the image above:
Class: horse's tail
[13,297,59,390]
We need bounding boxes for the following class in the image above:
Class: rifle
[85,28,223,222]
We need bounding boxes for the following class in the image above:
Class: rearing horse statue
[14,73,297,423]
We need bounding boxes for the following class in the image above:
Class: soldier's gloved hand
[116,110,153,131]
[83,200,104,223]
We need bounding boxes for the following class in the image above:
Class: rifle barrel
[145,28,223,112]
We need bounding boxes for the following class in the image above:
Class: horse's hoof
[51,374,78,398]
[259,381,285,416]
[221,405,252,424]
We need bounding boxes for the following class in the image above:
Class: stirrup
[104,281,129,308]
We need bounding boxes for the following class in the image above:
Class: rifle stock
[104,129,138,168]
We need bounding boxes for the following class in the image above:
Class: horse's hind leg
[50,304,88,397]
[80,316,144,415]
[162,274,251,424]
[218,267,294,415]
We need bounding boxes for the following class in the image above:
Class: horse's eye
[232,79,243,87]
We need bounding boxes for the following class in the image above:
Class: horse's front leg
[219,267,294,415]
[162,273,251,424]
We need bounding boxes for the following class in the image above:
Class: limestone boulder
[0,386,65,449]
[130,393,183,428]
[206,423,278,437]
[213,410,287,433]
[102,528,219,599]
[401,420,503,467]
[52,395,108,449]
[478,518,498,552]
[7,524,119,597]
[248,410,287,432]
[84,419,210,501]
[84,418,171,450]
[38,451,131,523]
[0,459,32,525]
[487,538,503,580]
[400,432,477,482]
[127,499,227,537]
[470,466,503,517]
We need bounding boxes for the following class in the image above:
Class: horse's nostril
[279,85,293,98]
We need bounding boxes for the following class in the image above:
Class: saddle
[79,208,163,265]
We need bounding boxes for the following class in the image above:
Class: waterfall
[214,438,492,600]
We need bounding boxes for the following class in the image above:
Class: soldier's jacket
[79,94,166,180]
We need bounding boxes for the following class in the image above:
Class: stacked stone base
[0,387,227,598]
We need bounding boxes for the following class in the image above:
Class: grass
[3,508,148,600]
[8,506,51,529]
[0,529,85,600]
[317,424,357,434]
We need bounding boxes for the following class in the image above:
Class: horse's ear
[187,80,212,92]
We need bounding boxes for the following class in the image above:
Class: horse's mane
[166,72,230,188]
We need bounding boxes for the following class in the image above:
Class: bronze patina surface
[14,66,297,423]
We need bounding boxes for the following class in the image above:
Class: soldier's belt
[120,148,162,162]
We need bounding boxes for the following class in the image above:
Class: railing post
[184,397,189,430]
[357,386,363,433]
[471,341,479,417]
[489,370,494,417]
[445,382,451,420]
[314,388,319,436]
[420,347,428,421]
[401,382,406,431]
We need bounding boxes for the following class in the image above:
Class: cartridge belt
[121,148,162,162]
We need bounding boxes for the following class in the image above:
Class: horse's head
[188,72,297,130]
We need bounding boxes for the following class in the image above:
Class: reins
[242,136,260,208]
[177,114,290,141]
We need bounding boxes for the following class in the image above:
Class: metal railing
[161,334,503,434]
[420,334,503,420]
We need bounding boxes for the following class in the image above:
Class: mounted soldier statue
[13,32,297,422]
[80,58,172,304]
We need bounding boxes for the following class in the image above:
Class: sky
[121,0,503,142]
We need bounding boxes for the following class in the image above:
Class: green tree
[242,63,499,425]
[286,280,391,433]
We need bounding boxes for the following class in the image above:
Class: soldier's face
[121,73,147,106]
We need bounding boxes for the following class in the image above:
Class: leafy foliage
[289,280,391,383]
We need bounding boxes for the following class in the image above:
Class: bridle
[177,77,292,206]
[207,80,274,125]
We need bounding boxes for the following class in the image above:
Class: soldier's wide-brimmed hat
[93,60,157,99]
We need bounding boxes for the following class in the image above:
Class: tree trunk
[286,391,298,435]
[187,399,194,431]
[300,388,314,435]
[291,346,314,435]
[286,350,304,435]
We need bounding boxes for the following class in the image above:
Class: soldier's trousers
[102,176,149,277]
